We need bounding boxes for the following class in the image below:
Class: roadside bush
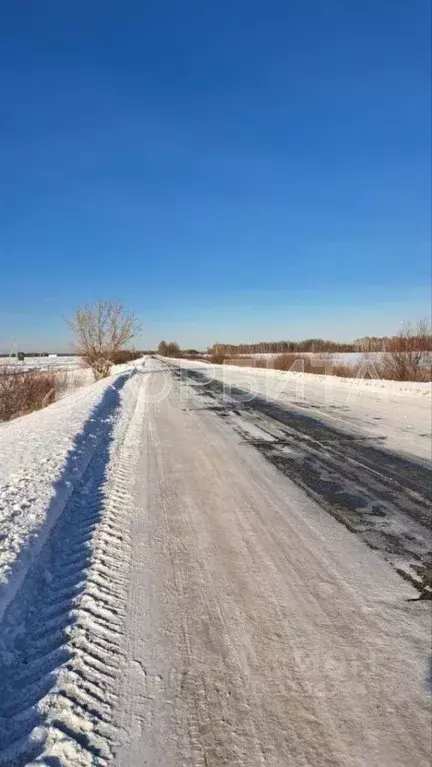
[376,322,432,382]
[0,368,62,422]
[270,353,335,374]
[223,356,256,367]
[271,353,311,372]
[110,349,142,364]
[212,349,431,382]
[210,353,226,365]
[329,364,358,378]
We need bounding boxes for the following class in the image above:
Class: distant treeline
[207,337,397,355]
[157,341,182,357]
[156,330,432,360]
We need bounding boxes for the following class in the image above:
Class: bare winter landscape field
[0,356,81,372]
[1,1,431,764]
[0,354,431,766]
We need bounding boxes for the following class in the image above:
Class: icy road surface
[0,357,430,766]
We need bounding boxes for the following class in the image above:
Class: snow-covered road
[0,357,430,766]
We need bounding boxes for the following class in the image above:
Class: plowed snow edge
[0,371,134,624]
[0,369,147,766]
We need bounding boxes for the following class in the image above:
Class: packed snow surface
[173,357,431,461]
[0,356,430,767]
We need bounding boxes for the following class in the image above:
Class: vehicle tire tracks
[0,369,148,767]
[173,364,432,596]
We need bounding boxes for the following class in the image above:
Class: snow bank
[0,365,138,621]
[237,351,432,370]
[172,358,432,462]
[230,365,432,399]
[178,358,431,399]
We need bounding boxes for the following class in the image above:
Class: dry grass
[209,353,227,365]
[204,322,432,382]
[376,354,431,382]
[0,368,70,422]
[207,350,431,382]
[109,349,142,364]
[377,322,432,381]
[223,357,255,367]
[328,364,358,378]
[272,354,315,373]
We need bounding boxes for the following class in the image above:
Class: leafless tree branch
[66,301,141,379]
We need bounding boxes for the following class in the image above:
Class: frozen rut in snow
[0,369,147,766]
[0,358,431,766]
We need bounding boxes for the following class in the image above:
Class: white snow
[0,355,81,372]
[2,352,427,623]
[172,358,432,462]
[0,356,430,766]
[0,362,141,622]
[113,357,432,767]
[238,351,432,368]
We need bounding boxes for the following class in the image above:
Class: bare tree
[67,301,141,380]
[157,341,180,357]
[166,341,180,357]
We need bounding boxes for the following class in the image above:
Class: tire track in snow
[0,369,148,767]
[175,365,432,595]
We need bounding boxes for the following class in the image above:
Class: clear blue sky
[0,0,430,351]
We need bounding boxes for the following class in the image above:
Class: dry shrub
[110,349,142,364]
[198,324,432,383]
[215,348,431,382]
[217,354,364,379]
[272,354,316,373]
[377,355,432,382]
[329,364,358,378]
[0,368,59,421]
[54,370,71,395]
[61,369,88,392]
[210,353,226,365]
[78,354,112,380]
[224,356,257,367]
[376,321,432,382]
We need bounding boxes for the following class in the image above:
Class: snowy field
[0,356,430,766]
[0,355,81,373]
[0,354,429,618]
[232,352,372,362]
[238,351,432,367]
[237,352,371,362]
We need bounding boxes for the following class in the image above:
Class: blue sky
[0,0,430,351]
